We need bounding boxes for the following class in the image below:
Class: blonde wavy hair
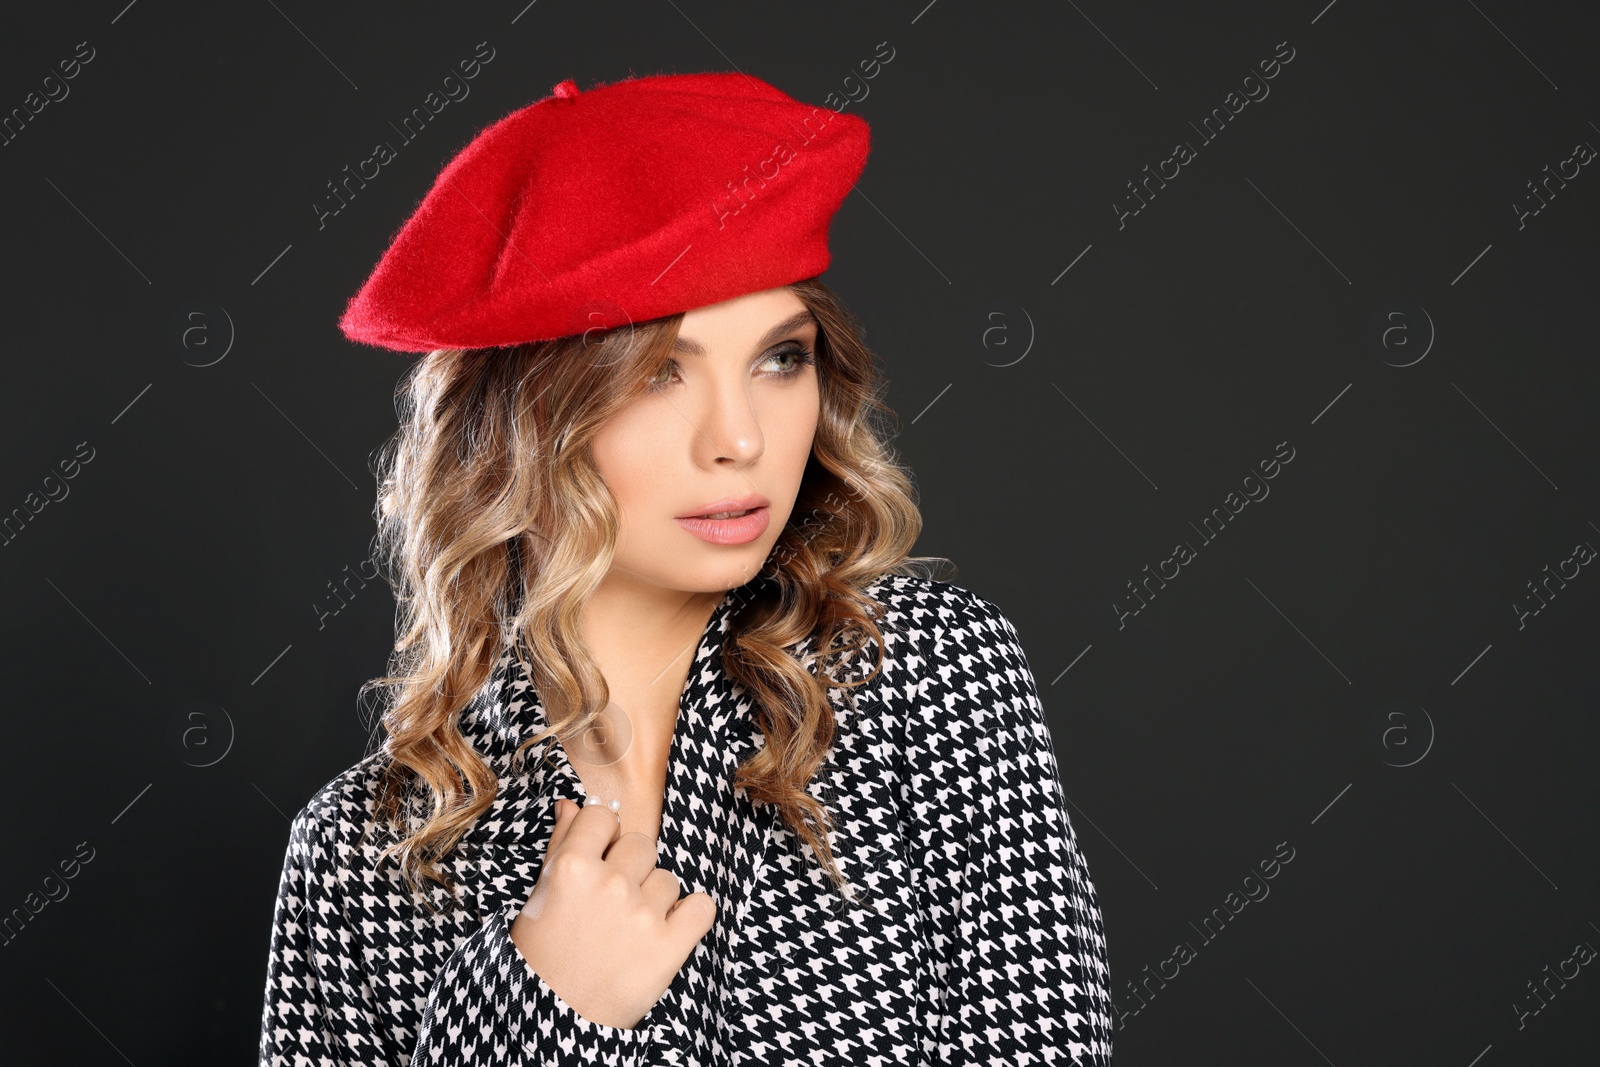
[359,276,953,911]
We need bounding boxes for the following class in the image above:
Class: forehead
[673,290,816,355]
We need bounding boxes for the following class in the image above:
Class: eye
[760,344,817,378]
[646,361,675,392]
[645,343,817,393]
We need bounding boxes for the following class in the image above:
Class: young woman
[258,71,1113,1066]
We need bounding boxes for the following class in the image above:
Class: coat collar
[451,579,793,1031]
[459,580,755,759]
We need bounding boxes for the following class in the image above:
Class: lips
[674,505,771,545]
[678,492,770,520]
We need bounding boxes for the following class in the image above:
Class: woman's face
[590,286,822,596]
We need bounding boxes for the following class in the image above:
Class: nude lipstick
[674,492,771,545]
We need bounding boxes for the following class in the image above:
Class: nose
[688,373,765,467]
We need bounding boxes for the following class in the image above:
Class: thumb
[547,796,579,854]
[666,891,717,941]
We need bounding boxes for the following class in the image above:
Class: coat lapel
[449,583,785,1032]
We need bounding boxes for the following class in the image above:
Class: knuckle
[598,867,635,898]
[546,850,589,880]
[618,829,659,852]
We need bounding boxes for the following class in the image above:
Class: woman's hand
[509,797,717,1029]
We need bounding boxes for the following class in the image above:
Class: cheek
[591,412,668,508]
[774,385,822,464]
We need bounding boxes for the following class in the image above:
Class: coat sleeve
[258,800,654,1066]
[900,591,1114,1065]
[408,898,654,1065]
[258,802,396,1064]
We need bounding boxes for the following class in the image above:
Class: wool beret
[337,71,871,353]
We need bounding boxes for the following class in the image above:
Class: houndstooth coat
[257,574,1114,1064]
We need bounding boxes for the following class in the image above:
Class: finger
[640,867,683,914]
[664,890,717,941]
[546,796,581,856]
[558,798,625,859]
[601,830,660,883]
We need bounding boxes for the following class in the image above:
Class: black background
[1,1,1596,1063]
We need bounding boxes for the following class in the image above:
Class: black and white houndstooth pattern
[258,574,1114,1064]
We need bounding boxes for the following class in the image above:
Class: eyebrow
[671,309,819,356]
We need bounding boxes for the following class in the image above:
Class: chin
[674,550,770,593]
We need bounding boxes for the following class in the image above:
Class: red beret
[338,71,871,353]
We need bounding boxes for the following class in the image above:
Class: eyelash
[646,345,816,393]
